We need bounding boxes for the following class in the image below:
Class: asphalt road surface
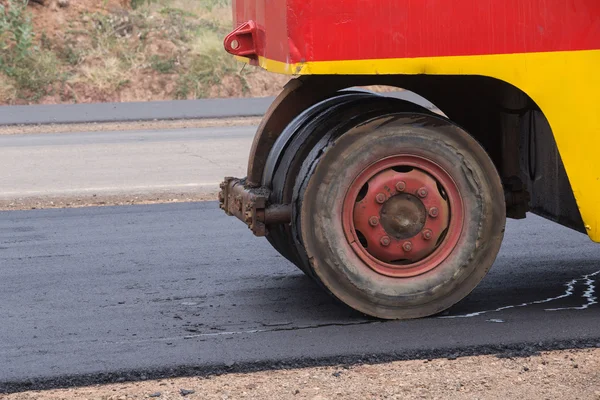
[0,127,253,200]
[1,202,599,392]
[0,89,434,126]
[0,88,440,203]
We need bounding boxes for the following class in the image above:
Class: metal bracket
[219,177,291,236]
[223,20,259,60]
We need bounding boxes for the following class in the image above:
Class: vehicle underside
[219,74,585,319]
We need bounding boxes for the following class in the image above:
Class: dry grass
[0,71,17,100]
[0,0,289,105]
[76,56,129,92]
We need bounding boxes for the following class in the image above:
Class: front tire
[295,113,506,319]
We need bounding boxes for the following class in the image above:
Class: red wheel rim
[342,155,464,278]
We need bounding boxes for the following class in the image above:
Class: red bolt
[402,241,413,252]
[417,187,428,198]
[375,193,386,204]
[395,181,406,192]
[380,236,391,247]
[422,229,433,240]
[429,207,439,218]
[369,216,379,227]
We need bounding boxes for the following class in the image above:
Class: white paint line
[440,269,600,319]
[545,270,599,311]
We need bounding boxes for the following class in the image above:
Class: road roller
[218,0,600,319]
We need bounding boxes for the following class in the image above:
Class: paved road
[0,90,435,125]
[0,89,441,203]
[0,126,253,200]
[1,202,599,392]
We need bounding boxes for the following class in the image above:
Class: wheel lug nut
[375,193,386,204]
[417,187,428,198]
[429,207,439,218]
[368,216,379,227]
[402,241,413,252]
[380,236,391,247]
[395,181,406,192]
[422,229,433,240]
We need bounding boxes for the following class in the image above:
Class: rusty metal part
[380,193,427,239]
[219,177,291,236]
[342,155,464,278]
[380,236,391,247]
[375,193,386,204]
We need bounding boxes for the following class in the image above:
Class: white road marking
[545,270,599,311]
[440,269,600,319]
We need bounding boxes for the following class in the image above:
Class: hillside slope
[0,0,290,105]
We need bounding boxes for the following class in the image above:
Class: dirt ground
[3,348,599,400]
[0,116,263,136]
[0,191,219,211]
[2,0,292,105]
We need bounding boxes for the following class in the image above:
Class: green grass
[0,0,62,100]
[149,55,176,74]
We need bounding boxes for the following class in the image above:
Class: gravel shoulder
[0,117,262,136]
[4,348,599,399]
[0,192,218,211]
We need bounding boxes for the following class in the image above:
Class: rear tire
[295,113,506,319]
[265,91,435,276]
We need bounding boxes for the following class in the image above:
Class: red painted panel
[232,0,600,64]
[232,0,290,63]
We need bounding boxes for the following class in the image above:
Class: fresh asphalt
[1,202,599,392]
[0,90,435,126]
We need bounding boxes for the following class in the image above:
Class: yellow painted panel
[235,50,600,241]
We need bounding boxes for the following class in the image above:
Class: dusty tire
[295,113,506,319]
[265,91,435,275]
[264,91,377,269]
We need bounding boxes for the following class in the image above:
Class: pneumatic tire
[295,113,506,319]
[265,91,435,276]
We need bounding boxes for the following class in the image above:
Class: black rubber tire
[264,93,436,275]
[263,91,377,268]
[294,113,506,319]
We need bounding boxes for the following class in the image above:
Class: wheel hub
[342,155,464,278]
[380,193,427,240]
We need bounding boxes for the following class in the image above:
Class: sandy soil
[0,191,219,211]
[4,0,292,105]
[3,348,599,399]
[0,117,262,136]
